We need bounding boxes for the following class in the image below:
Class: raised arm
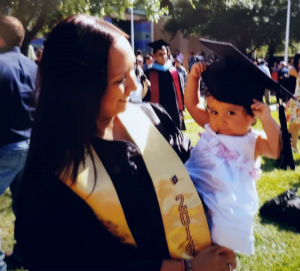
[251,99,282,159]
[185,63,209,127]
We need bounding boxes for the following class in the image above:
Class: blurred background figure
[142,54,153,72]
[175,48,184,64]
[278,61,289,82]
[285,53,300,153]
[135,54,144,74]
[188,51,205,72]
[258,58,271,104]
[271,61,279,82]
[131,55,150,102]
[145,39,185,130]
[27,44,37,62]
[188,51,197,72]
[35,47,43,65]
[0,15,37,270]
[174,57,187,90]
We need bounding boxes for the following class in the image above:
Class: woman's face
[100,36,137,119]
[207,96,255,136]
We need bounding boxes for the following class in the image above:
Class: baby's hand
[251,99,271,122]
[190,62,207,79]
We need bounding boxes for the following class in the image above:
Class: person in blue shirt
[0,15,37,270]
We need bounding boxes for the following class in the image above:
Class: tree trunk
[20,7,48,55]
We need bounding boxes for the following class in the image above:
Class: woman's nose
[126,70,138,93]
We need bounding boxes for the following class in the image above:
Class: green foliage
[0,190,14,252]
[0,0,171,52]
[164,0,226,38]
[165,0,300,56]
[202,5,259,53]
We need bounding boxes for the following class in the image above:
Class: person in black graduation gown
[15,15,236,271]
[144,40,186,130]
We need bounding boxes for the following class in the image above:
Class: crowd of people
[252,56,300,152]
[0,13,299,271]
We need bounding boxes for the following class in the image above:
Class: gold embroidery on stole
[62,103,211,259]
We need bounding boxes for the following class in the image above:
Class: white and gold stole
[61,103,211,259]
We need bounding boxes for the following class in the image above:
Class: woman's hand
[161,245,236,271]
[190,245,237,271]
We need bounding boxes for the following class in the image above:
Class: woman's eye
[227,111,235,116]
[210,110,218,115]
[115,78,126,85]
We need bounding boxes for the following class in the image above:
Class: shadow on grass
[261,155,300,172]
[259,184,300,234]
[261,157,277,172]
[259,216,300,234]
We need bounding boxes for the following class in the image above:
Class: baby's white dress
[185,124,262,254]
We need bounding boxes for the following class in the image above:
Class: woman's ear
[0,36,6,48]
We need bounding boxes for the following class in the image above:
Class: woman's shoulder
[135,102,174,125]
[133,102,191,162]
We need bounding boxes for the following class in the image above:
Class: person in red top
[144,40,186,130]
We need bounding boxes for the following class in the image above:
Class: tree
[164,0,226,38]
[164,0,300,57]
[255,0,300,60]
[201,5,260,54]
[0,0,171,53]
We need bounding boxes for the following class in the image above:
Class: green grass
[184,109,300,271]
[0,106,299,271]
[0,189,14,252]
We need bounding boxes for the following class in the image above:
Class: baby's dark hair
[205,92,254,116]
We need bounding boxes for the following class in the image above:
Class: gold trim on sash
[119,104,211,259]
[62,148,136,246]
[61,103,211,259]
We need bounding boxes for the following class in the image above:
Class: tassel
[276,97,295,170]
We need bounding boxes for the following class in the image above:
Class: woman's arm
[185,63,209,127]
[161,245,237,271]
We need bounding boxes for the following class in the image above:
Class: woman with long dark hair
[16,14,236,271]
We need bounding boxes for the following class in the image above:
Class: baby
[184,39,290,254]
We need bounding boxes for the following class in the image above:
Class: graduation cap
[199,38,294,106]
[200,38,295,170]
[147,39,169,53]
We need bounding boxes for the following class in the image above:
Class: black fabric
[147,40,169,53]
[275,103,295,170]
[144,69,185,130]
[259,188,300,232]
[279,76,297,100]
[200,38,294,106]
[15,103,191,271]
